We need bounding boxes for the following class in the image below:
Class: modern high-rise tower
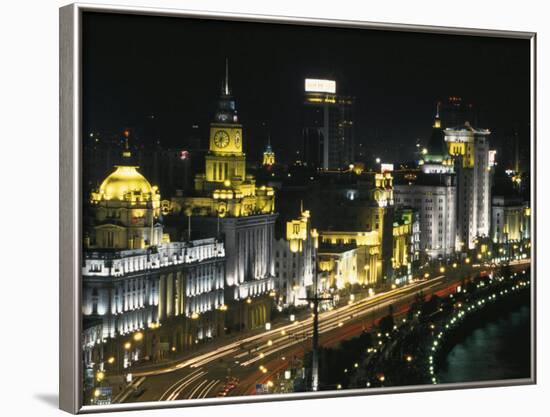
[445,122,491,250]
[302,79,354,170]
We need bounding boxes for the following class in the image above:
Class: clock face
[213,130,230,148]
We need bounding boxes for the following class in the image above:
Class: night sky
[83,12,530,164]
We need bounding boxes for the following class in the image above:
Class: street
[117,262,524,403]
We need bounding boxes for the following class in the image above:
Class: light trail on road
[127,276,448,402]
[158,369,206,401]
[135,276,445,378]
[120,264,529,402]
[238,279,443,367]
[195,379,220,399]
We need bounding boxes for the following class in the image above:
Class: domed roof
[426,123,446,157]
[97,165,157,201]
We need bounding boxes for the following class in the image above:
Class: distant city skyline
[83,12,530,165]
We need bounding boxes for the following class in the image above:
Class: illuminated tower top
[433,102,442,129]
[424,102,447,163]
[263,135,276,167]
[214,58,239,125]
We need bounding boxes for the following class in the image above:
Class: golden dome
[96,165,158,201]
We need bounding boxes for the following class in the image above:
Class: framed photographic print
[59,3,536,413]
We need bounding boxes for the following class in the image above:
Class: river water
[437,305,531,383]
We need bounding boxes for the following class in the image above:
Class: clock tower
[173,61,277,331]
[175,59,275,217]
[205,59,246,183]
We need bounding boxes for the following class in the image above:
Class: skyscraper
[302,79,354,170]
[445,122,491,250]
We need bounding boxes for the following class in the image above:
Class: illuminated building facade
[445,122,491,250]
[302,78,355,170]
[306,166,403,286]
[82,147,226,372]
[319,231,381,286]
[274,209,319,306]
[394,111,457,260]
[171,62,277,331]
[390,209,419,283]
[394,173,457,259]
[491,195,530,244]
[318,244,358,290]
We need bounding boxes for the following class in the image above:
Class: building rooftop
[394,171,455,187]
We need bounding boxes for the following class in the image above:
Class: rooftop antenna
[223,58,230,96]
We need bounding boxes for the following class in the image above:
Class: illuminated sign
[380,163,394,173]
[305,79,336,94]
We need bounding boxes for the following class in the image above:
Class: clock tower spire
[223,57,230,96]
[203,59,246,184]
[178,61,275,218]
[214,58,239,125]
